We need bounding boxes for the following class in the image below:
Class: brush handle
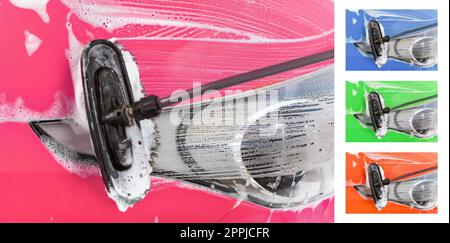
[132,95,162,121]
[159,49,334,107]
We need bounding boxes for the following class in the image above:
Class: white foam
[65,18,90,132]
[122,49,157,163]
[231,199,242,210]
[365,10,437,22]
[62,21,157,211]
[103,44,155,212]
[0,92,73,123]
[266,209,273,223]
[24,30,43,56]
[40,135,100,177]
[61,0,333,44]
[0,92,99,178]
[9,0,50,23]
[347,9,360,16]
[346,36,364,44]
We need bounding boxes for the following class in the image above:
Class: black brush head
[368,20,390,61]
[82,40,134,185]
[367,163,388,203]
[367,92,386,132]
[81,39,151,204]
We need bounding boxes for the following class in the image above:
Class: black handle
[132,95,162,121]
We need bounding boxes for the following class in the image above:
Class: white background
[334,0,449,223]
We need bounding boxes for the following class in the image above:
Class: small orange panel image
[346,152,437,214]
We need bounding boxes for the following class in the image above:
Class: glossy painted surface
[0,0,334,222]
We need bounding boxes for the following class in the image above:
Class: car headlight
[30,64,334,209]
[355,163,437,211]
[355,19,437,68]
[355,91,437,138]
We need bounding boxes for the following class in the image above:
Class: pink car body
[0,0,334,222]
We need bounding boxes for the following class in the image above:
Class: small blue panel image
[346,9,438,71]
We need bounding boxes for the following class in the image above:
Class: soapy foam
[40,135,100,177]
[101,42,155,212]
[0,92,73,123]
[365,10,437,22]
[62,0,334,103]
[61,0,333,43]
[65,18,90,131]
[4,0,334,216]
[9,0,50,23]
[266,209,273,222]
[351,10,437,68]
[0,93,100,178]
[65,33,157,211]
[24,30,43,57]
[151,66,334,210]
[351,153,437,211]
[3,17,157,212]
[65,39,157,212]
[112,33,334,44]
[0,18,96,186]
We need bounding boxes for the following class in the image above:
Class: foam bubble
[24,30,43,56]
[65,17,90,132]
[0,92,73,123]
[40,135,100,177]
[61,0,333,44]
[9,0,50,23]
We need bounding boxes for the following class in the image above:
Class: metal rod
[388,94,437,111]
[159,49,334,107]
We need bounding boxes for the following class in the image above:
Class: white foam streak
[9,0,50,23]
[61,0,333,44]
[24,30,43,56]
[0,92,72,123]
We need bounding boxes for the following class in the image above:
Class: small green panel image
[346,81,438,142]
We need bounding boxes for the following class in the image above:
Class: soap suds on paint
[65,17,90,132]
[9,0,50,23]
[61,0,333,44]
[6,19,157,212]
[0,91,100,178]
[63,0,334,102]
[231,199,242,210]
[0,92,100,177]
[364,10,437,22]
[24,30,42,56]
[266,209,273,223]
[0,92,73,123]
[66,25,156,211]
[347,9,360,16]
[120,47,157,159]
[4,0,335,217]
[101,44,155,212]
[346,36,364,44]
[40,135,100,177]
